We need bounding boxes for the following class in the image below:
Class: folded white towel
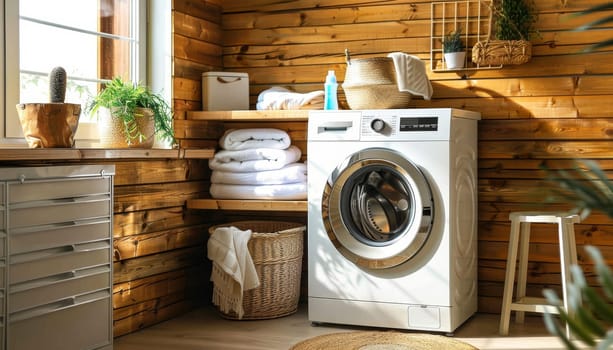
[210,182,307,200]
[220,128,291,151]
[209,145,301,172]
[387,52,433,100]
[211,163,307,185]
[207,226,260,319]
[256,86,324,110]
[214,146,301,164]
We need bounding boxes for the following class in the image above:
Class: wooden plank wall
[111,158,211,336]
[105,0,226,338]
[173,0,224,118]
[217,0,613,314]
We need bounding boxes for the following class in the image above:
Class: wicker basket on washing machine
[341,50,411,110]
[208,220,305,320]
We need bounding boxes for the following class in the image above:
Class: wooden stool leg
[499,218,521,336]
[515,221,531,324]
[559,218,578,339]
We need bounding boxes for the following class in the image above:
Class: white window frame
[1,0,170,148]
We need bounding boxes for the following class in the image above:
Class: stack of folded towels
[209,128,307,200]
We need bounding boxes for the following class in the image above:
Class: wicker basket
[208,221,305,320]
[342,55,411,110]
[471,40,532,66]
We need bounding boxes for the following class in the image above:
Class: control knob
[370,118,386,133]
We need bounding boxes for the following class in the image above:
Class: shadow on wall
[427,82,533,119]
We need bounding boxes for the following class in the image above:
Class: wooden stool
[499,211,580,337]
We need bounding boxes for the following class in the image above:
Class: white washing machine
[307,108,480,333]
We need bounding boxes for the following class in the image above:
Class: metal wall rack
[430,0,502,72]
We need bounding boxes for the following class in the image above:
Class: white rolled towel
[214,145,301,163]
[209,145,301,172]
[211,163,307,185]
[256,86,324,110]
[219,128,291,151]
[210,182,307,200]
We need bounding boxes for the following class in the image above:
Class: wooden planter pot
[472,40,532,66]
[97,107,155,148]
[16,103,81,148]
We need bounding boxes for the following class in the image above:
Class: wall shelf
[187,199,307,212]
[187,110,309,121]
[185,109,309,212]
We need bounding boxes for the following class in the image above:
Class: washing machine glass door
[322,147,433,269]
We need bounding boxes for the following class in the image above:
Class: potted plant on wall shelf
[87,77,175,148]
[472,0,537,66]
[442,29,466,69]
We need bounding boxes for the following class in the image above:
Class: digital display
[399,117,438,132]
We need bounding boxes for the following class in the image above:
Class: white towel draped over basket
[387,52,433,100]
[207,226,260,319]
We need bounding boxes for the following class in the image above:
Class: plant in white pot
[442,29,466,69]
[87,77,175,148]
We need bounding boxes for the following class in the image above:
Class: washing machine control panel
[362,113,440,139]
[308,110,453,142]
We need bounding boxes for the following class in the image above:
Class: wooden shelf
[185,110,309,212]
[186,110,309,121]
[186,199,307,212]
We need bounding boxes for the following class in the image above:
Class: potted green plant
[472,0,537,65]
[442,29,466,69]
[16,67,81,148]
[87,77,175,148]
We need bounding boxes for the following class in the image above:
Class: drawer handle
[10,289,110,322]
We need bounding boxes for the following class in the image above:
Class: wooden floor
[113,304,577,350]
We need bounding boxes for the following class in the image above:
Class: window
[3,0,147,145]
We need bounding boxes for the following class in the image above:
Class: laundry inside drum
[350,169,411,242]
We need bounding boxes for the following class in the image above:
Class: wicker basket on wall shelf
[472,39,532,66]
[471,0,535,66]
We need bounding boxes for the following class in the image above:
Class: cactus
[49,66,67,103]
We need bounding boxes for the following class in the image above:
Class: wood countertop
[0,148,215,161]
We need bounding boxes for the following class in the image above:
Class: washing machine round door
[322,147,433,269]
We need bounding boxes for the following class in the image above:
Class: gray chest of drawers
[0,165,114,350]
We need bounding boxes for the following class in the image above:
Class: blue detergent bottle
[324,70,339,110]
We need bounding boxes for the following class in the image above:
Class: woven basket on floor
[342,53,411,110]
[208,220,305,320]
[472,39,532,66]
